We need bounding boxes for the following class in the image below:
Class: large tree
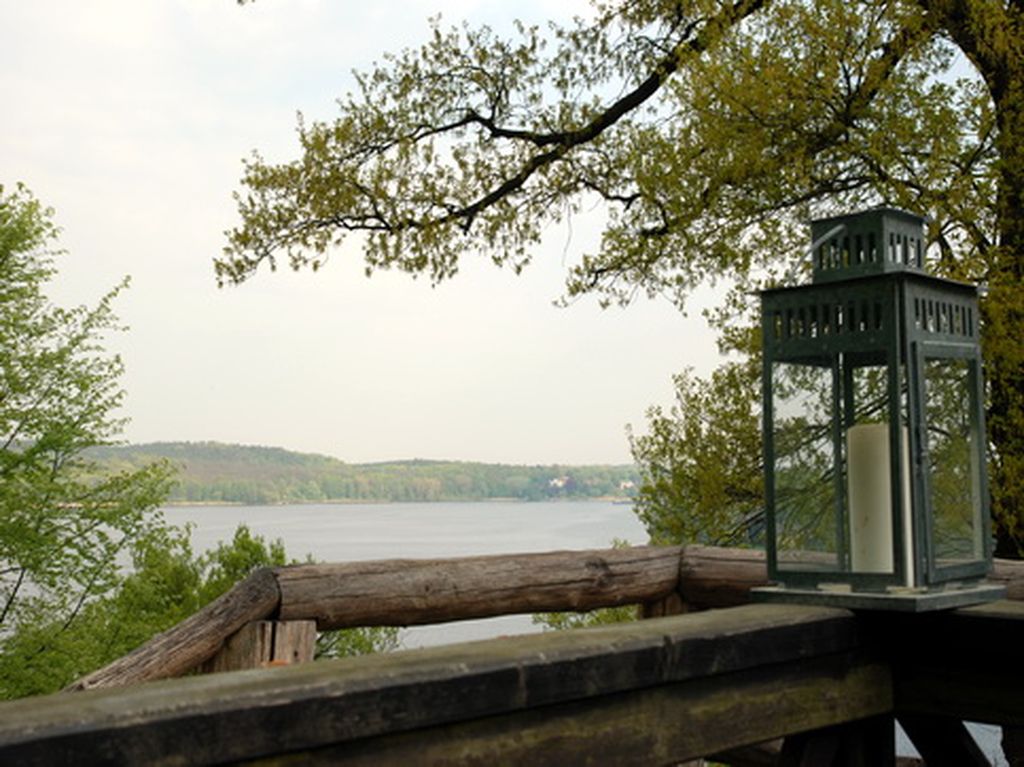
[220,0,1023,554]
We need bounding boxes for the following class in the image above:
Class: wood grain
[2,604,862,765]
[275,545,683,629]
[66,567,280,691]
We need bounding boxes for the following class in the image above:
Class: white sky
[0,0,724,465]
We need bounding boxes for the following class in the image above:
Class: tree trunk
[987,59,1024,558]
[934,0,1024,558]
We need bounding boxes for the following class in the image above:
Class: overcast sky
[0,0,724,465]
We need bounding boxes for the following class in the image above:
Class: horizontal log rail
[67,545,1024,692]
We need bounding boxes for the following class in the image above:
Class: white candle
[846,423,914,584]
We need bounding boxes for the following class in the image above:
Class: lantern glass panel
[922,356,984,566]
[772,360,839,571]
[844,359,904,576]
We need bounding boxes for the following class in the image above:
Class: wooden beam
[300,655,890,767]
[678,545,769,607]
[779,716,895,767]
[1,604,868,765]
[887,600,1024,726]
[275,545,682,629]
[65,567,280,691]
[990,558,1024,601]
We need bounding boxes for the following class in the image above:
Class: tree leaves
[221,0,1023,553]
[0,186,175,696]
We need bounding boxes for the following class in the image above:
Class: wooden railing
[66,545,1024,691]
[0,545,1021,765]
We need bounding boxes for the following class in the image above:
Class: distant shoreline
[93,441,640,507]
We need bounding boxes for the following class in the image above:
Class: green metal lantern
[754,208,1004,610]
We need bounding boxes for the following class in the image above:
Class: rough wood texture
[65,567,280,691]
[275,545,683,629]
[202,620,316,674]
[991,557,1024,601]
[63,544,1022,693]
[272,620,316,665]
[641,591,688,618]
[293,656,890,767]
[1,604,862,765]
[678,545,769,607]
[203,621,275,674]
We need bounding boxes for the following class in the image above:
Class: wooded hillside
[88,443,639,505]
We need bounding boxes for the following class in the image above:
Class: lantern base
[750,582,1006,612]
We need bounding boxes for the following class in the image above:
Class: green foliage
[89,442,639,504]
[222,0,999,304]
[0,184,175,697]
[0,188,394,699]
[0,522,397,698]
[224,0,1024,555]
[629,358,763,547]
[532,603,637,631]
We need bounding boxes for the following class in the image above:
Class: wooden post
[897,715,991,767]
[204,620,317,674]
[640,591,687,618]
[779,716,895,767]
[1003,726,1024,767]
[273,620,317,665]
[65,566,280,691]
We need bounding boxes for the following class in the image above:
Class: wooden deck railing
[0,545,1021,765]
[65,545,1024,691]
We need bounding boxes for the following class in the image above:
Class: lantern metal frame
[753,208,1004,611]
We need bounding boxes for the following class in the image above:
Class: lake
[161,500,1006,763]
[163,499,648,648]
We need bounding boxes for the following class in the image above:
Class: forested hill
[87,442,640,505]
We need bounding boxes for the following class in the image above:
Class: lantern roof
[810,207,927,284]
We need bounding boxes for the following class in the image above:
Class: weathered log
[66,567,280,691]
[275,545,683,630]
[64,543,1024,693]
[678,545,768,607]
[990,557,1024,601]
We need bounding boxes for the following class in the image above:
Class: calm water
[163,500,648,648]
[161,500,1005,763]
